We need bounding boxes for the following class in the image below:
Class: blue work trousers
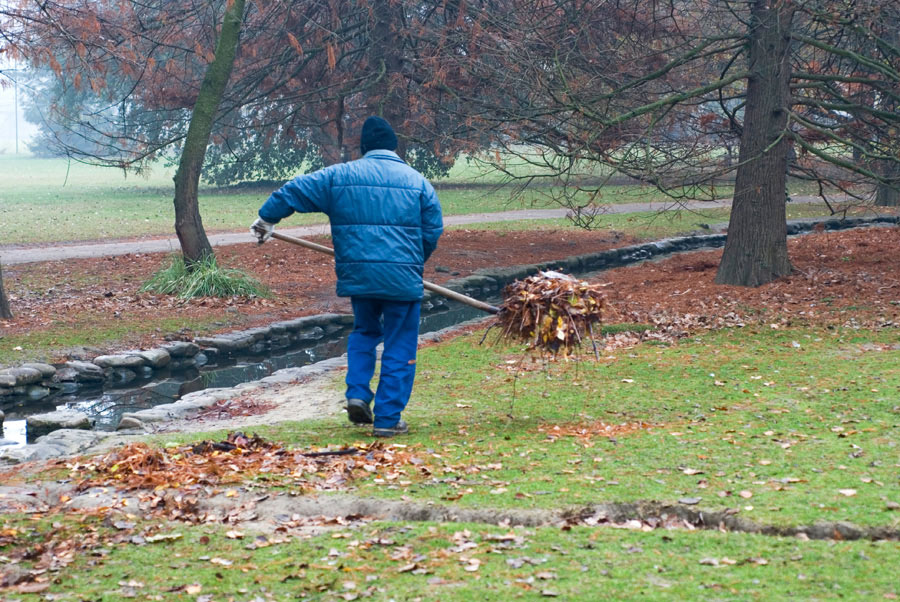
[345,297,421,428]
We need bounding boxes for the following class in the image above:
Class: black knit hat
[360,116,398,155]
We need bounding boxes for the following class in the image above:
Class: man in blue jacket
[251,117,443,437]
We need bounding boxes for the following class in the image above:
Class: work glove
[250,217,275,244]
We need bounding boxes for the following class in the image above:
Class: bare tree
[173,0,246,263]
[451,0,900,286]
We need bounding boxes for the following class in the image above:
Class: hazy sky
[0,76,38,154]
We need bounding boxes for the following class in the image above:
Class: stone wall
[0,314,354,406]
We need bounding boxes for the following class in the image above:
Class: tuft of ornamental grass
[140,254,270,299]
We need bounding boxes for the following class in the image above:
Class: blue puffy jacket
[258,150,443,301]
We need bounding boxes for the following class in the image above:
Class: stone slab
[138,348,171,368]
[93,354,147,369]
[26,410,93,439]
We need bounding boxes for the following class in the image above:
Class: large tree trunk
[0,263,11,319]
[715,0,795,287]
[875,153,900,206]
[173,0,247,264]
[876,162,900,206]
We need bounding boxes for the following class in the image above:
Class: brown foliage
[498,271,605,355]
[71,432,430,502]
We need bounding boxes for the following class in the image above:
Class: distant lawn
[451,203,849,239]
[0,157,710,244]
[0,156,858,245]
[0,156,321,244]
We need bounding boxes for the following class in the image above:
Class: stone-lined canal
[3,215,896,450]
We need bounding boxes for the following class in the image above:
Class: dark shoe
[373,420,409,438]
[346,398,373,425]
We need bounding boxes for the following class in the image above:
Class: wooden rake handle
[270,231,501,315]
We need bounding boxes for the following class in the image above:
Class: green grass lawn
[3,516,897,600]
[449,203,849,238]
[2,324,899,599]
[0,156,718,244]
[1,156,850,245]
[0,156,729,245]
[220,326,897,529]
[0,316,227,365]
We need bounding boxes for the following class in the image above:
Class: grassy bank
[216,326,900,529]
[2,324,898,599]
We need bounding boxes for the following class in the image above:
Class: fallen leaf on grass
[699,557,736,567]
[16,582,50,593]
[745,557,769,565]
[739,490,753,499]
[145,532,182,543]
[838,489,857,497]
[484,532,520,542]
[397,563,418,573]
[679,497,702,505]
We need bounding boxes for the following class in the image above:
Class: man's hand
[250,218,275,244]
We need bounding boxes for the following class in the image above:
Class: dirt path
[0,200,742,264]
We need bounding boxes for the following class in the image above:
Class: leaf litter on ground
[62,432,438,523]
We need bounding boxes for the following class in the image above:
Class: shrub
[141,254,270,299]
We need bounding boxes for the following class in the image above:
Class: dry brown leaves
[192,394,279,421]
[538,421,654,445]
[498,271,606,355]
[70,432,431,503]
[603,227,900,331]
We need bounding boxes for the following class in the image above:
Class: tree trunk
[876,187,900,206]
[369,0,408,158]
[875,152,900,206]
[173,0,247,264]
[316,98,347,166]
[0,263,11,319]
[715,0,795,287]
